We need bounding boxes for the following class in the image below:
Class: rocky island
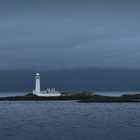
[1,73,137,102]
[0,92,140,103]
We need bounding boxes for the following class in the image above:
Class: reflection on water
[0,101,140,140]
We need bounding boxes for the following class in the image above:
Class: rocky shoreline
[0,92,140,103]
[78,94,140,103]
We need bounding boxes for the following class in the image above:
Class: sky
[0,0,140,91]
[0,0,140,70]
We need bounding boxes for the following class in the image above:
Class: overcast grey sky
[0,0,140,70]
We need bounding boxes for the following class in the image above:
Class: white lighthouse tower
[35,73,40,94]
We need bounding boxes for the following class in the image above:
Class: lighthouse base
[33,90,61,97]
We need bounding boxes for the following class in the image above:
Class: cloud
[0,0,140,70]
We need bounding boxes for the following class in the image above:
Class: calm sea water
[0,100,140,140]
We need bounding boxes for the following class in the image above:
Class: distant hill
[0,68,140,91]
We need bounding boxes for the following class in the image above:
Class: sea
[0,92,140,140]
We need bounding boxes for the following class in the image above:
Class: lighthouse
[35,73,40,94]
[33,73,61,97]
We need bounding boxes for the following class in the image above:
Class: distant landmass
[0,68,140,91]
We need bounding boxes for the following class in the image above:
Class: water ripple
[0,101,140,140]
